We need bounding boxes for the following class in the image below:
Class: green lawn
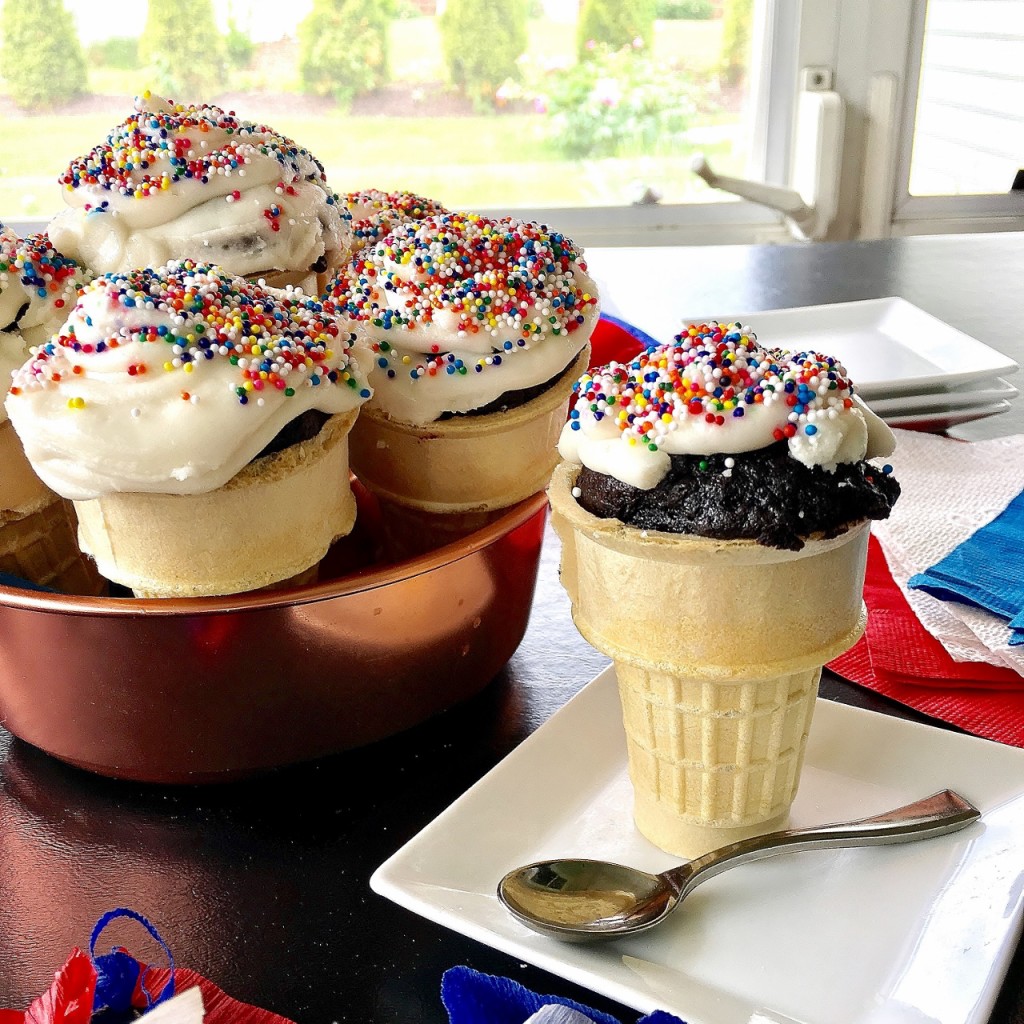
[0,16,738,221]
[0,109,740,219]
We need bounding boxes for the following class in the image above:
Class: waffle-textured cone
[1,420,105,595]
[351,345,590,559]
[0,496,106,596]
[372,498,504,563]
[248,269,328,299]
[74,410,359,598]
[548,461,869,856]
[616,662,822,856]
[1,419,50,514]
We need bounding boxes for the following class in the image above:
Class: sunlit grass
[1,16,735,220]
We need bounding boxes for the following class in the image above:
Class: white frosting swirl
[0,225,92,426]
[325,213,600,424]
[5,261,373,500]
[48,93,351,280]
[558,321,895,489]
[340,189,449,254]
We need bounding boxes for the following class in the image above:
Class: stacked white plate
[594,289,1020,431]
[731,297,1020,430]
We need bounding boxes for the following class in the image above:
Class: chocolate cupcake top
[324,212,599,424]
[559,320,895,488]
[48,93,351,280]
[559,321,900,549]
[6,261,372,500]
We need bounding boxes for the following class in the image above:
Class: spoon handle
[664,789,980,897]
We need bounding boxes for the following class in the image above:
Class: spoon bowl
[498,790,980,942]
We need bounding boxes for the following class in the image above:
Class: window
[3,0,1019,245]
[0,0,798,246]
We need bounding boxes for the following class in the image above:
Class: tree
[298,0,393,109]
[139,0,226,100]
[439,0,528,110]
[576,0,656,62]
[0,0,86,111]
[719,0,754,87]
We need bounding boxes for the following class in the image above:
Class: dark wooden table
[1,232,1022,1023]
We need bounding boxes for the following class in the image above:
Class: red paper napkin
[589,314,646,369]
[828,535,1024,747]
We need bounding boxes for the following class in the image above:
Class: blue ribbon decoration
[89,908,176,1016]
[441,967,685,1024]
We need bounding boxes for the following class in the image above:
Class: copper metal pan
[0,489,548,784]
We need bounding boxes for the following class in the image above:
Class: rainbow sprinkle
[11,261,370,407]
[58,93,336,203]
[0,225,89,321]
[341,189,449,248]
[569,321,856,450]
[324,212,598,381]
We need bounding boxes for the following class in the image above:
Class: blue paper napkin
[441,967,685,1024]
[908,487,1024,646]
[0,571,55,592]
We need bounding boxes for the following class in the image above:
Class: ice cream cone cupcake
[5,261,373,598]
[324,212,599,559]
[48,93,352,296]
[551,321,901,856]
[0,225,102,594]
[337,189,449,263]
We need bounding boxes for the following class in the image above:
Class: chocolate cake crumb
[438,355,583,420]
[575,441,900,550]
[256,409,331,459]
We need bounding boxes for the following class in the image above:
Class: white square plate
[866,376,1018,415]
[881,398,1013,431]
[592,290,1019,402]
[736,299,1019,400]
[372,667,1024,1024]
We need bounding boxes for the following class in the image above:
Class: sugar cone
[0,419,51,515]
[248,269,328,299]
[0,420,105,596]
[548,461,869,856]
[351,345,590,560]
[73,410,359,598]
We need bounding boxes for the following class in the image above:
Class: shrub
[439,0,528,111]
[655,0,714,19]
[224,17,255,71]
[298,0,393,108]
[86,36,140,71]
[720,0,754,86]
[537,42,696,159]
[0,0,86,111]
[139,0,225,98]
[576,0,656,62]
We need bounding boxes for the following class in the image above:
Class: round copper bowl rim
[0,491,550,618]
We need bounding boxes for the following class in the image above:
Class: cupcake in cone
[337,189,449,261]
[5,261,373,598]
[324,212,599,558]
[0,225,102,594]
[48,92,351,296]
[550,321,900,856]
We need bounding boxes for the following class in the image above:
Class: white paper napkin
[871,428,1024,674]
[524,1008,596,1024]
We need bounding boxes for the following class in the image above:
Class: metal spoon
[498,789,980,942]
